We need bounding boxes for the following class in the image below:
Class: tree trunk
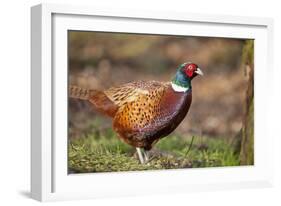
[239,40,254,165]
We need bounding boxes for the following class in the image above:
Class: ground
[68,128,239,173]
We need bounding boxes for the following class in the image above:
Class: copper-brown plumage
[69,62,203,163]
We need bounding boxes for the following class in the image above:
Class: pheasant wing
[104,80,166,107]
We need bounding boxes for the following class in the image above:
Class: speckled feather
[108,82,168,127]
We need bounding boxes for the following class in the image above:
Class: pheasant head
[171,62,203,92]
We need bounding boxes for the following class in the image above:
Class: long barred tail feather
[69,85,91,100]
[69,85,118,118]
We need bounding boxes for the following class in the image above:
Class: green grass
[68,128,239,173]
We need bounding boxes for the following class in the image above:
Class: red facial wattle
[185,69,194,77]
[184,64,197,77]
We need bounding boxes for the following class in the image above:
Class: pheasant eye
[186,64,196,71]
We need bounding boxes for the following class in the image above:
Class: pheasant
[69,62,203,164]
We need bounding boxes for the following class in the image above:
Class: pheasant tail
[69,85,91,100]
[69,85,118,118]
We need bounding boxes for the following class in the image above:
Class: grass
[68,128,240,173]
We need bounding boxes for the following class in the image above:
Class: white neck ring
[171,82,189,92]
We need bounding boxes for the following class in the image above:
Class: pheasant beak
[195,68,204,76]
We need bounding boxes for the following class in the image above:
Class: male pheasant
[70,62,203,164]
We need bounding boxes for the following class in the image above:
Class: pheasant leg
[136,147,145,164]
[143,150,149,163]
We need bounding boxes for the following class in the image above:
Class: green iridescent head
[172,62,203,89]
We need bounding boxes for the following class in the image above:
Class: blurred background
[68,31,255,172]
[68,31,247,141]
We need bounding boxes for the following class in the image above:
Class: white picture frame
[31,3,274,202]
